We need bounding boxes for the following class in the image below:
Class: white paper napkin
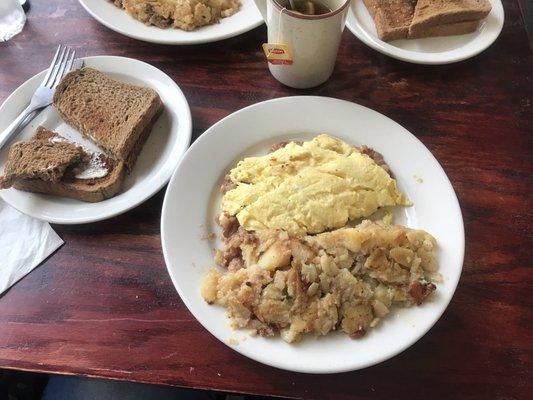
[0,200,63,295]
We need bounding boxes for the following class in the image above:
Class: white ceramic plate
[161,96,464,373]
[346,0,504,64]
[0,56,192,224]
[78,0,263,44]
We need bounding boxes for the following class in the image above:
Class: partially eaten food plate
[78,0,262,44]
[109,0,241,31]
[161,96,464,373]
[0,56,191,224]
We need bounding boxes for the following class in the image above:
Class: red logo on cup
[262,43,293,66]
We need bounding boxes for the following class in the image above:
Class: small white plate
[346,0,504,64]
[0,56,192,224]
[161,96,465,373]
[78,0,263,45]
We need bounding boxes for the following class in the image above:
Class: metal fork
[0,45,78,151]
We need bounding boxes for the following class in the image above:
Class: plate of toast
[0,56,192,224]
[346,0,504,64]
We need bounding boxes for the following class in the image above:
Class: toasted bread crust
[12,163,125,202]
[124,104,163,172]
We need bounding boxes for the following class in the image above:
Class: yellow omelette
[222,134,410,236]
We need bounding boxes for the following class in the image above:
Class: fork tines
[41,45,76,89]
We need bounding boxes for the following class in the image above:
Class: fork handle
[0,104,40,151]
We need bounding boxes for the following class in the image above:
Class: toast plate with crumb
[78,0,262,45]
[346,0,504,64]
[0,56,191,224]
[161,96,464,373]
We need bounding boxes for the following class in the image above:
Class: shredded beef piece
[237,227,258,245]
[227,257,244,271]
[349,328,366,339]
[409,281,436,305]
[220,174,236,194]
[145,5,172,28]
[217,246,241,268]
[218,213,239,239]
[215,214,255,270]
[359,145,392,176]
[257,326,276,337]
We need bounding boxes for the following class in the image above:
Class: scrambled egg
[222,134,410,236]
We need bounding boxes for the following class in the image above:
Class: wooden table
[0,1,531,399]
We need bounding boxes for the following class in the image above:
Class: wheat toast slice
[12,162,125,202]
[0,127,124,202]
[0,134,85,189]
[409,0,491,37]
[363,0,416,41]
[53,67,163,162]
[363,0,484,41]
[3,105,160,202]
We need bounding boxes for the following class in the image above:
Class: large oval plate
[161,96,464,373]
[78,0,263,45]
[0,56,192,224]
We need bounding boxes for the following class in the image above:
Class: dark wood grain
[0,1,532,399]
